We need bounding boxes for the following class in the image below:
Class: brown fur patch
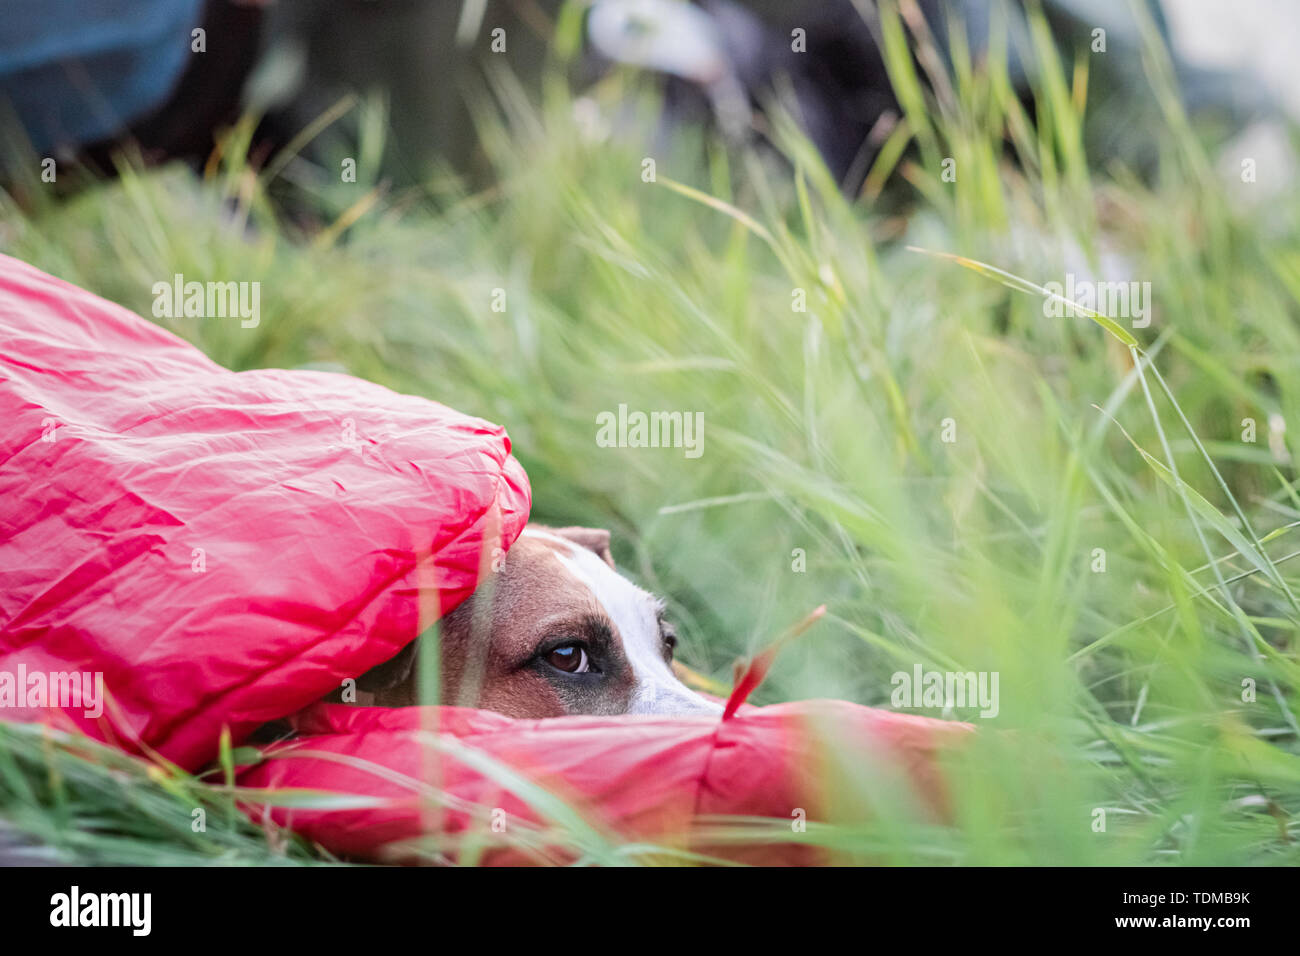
[372,530,637,716]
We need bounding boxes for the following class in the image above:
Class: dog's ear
[551,526,616,569]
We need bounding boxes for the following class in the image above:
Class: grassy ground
[2,3,1300,864]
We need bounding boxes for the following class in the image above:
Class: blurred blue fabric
[0,0,203,153]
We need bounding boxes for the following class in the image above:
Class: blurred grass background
[2,0,1299,864]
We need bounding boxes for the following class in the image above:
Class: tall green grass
[1,1,1298,864]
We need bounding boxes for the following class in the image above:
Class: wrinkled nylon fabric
[237,699,968,864]
[0,254,966,863]
[0,253,530,769]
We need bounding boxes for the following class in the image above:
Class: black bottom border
[0,865,1286,942]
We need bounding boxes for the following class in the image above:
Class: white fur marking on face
[520,528,721,716]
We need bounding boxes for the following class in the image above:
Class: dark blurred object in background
[0,0,205,156]
[584,0,1266,192]
[0,0,1277,196]
[0,0,264,176]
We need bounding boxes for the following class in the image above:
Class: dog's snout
[627,682,724,717]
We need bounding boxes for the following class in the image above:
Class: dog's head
[366,525,721,718]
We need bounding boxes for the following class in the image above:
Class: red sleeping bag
[238,699,968,864]
[0,254,967,864]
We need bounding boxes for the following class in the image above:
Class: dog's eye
[662,631,677,662]
[544,642,591,674]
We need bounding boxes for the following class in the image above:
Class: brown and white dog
[357,525,722,718]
